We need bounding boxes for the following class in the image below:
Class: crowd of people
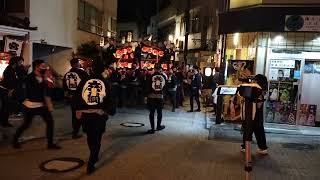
[0,56,268,175]
[0,56,220,174]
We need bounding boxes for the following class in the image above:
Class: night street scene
[1,0,320,180]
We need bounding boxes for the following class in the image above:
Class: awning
[0,25,30,37]
[218,6,320,34]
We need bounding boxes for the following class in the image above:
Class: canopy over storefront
[219,6,320,34]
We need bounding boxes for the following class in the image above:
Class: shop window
[78,0,103,35]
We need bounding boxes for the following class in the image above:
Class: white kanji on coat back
[65,72,81,91]
[82,79,106,105]
[152,75,165,91]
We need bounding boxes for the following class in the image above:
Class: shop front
[218,6,320,127]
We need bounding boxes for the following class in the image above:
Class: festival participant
[75,62,116,174]
[167,68,177,112]
[146,65,166,134]
[0,56,24,127]
[63,58,88,139]
[13,60,61,150]
[188,66,202,112]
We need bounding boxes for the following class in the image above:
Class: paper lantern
[122,48,128,55]
[142,46,149,53]
[205,67,212,77]
[152,49,158,56]
[127,47,133,54]
[158,51,164,57]
[148,48,153,54]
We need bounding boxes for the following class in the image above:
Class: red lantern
[152,49,158,56]
[158,51,164,57]
[130,53,134,59]
[116,49,123,57]
[122,48,128,55]
[148,48,153,54]
[142,46,149,53]
[127,47,133,54]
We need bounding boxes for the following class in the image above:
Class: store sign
[4,37,24,56]
[270,60,295,69]
[285,15,320,32]
[229,0,262,9]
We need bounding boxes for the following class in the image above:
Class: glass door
[298,60,320,127]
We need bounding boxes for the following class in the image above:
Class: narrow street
[0,105,319,180]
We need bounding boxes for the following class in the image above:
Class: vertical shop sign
[4,37,24,56]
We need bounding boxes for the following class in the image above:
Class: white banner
[285,15,320,32]
[4,37,24,56]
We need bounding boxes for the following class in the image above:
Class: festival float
[114,42,172,70]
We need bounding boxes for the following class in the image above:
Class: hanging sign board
[285,15,320,32]
[4,37,24,56]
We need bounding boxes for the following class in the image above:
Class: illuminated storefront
[219,4,320,127]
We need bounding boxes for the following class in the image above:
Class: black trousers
[0,87,9,125]
[111,85,120,106]
[71,104,81,135]
[168,91,177,110]
[82,113,106,165]
[147,98,163,130]
[14,106,54,145]
[242,114,267,150]
[190,88,200,111]
[119,87,128,107]
[176,85,183,106]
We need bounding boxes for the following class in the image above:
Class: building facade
[117,22,139,44]
[0,0,117,76]
[218,0,320,127]
[147,0,219,69]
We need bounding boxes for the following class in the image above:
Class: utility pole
[183,0,191,65]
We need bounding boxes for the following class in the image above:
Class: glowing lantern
[205,67,212,77]
[122,48,128,55]
[158,51,164,57]
[152,49,158,56]
[142,46,149,53]
[127,47,133,54]
[115,49,123,58]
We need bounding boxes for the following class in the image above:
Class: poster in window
[299,104,317,126]
[223,60,254,121]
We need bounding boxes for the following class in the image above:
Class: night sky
[117,0,170,23]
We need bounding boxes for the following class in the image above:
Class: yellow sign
[229,0,262,9]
